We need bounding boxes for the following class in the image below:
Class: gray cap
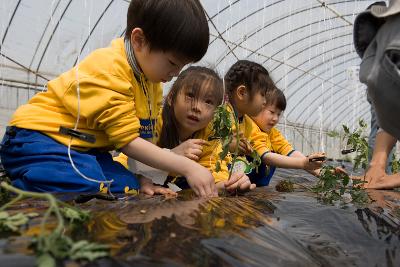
[371,0,400,17]
[354,0,400,58]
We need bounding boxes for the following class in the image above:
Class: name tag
[139,119,156,139]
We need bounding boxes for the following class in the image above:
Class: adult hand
[172,139,207,161]
[362,165,400,189]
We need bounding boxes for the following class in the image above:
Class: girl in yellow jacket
[223,60,324,185]
[157,66,255,193]
[0,0,218,197]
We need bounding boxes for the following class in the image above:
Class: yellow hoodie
[265,127,294,156]
[9,38,162,150]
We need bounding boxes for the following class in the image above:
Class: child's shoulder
[80,38,131,80]
[269,127,282,136]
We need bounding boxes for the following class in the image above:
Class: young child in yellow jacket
[224,60,324,185]
[0,0,218,197]
[250,88,324,186]
[156,66,255,193]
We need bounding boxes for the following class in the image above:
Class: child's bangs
[182,74,223,105]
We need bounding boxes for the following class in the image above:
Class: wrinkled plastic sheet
[0,168,399,267]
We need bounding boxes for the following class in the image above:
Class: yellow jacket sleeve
[269,127,294,156]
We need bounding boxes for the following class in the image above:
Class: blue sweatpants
[247,162,276,187]
[0,127,139,193]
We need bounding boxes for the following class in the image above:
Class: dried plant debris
[275,180,294,192]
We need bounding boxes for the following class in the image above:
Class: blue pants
[0,127,139,193]
[246,156,276,187]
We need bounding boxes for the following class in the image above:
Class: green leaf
[37,253,56,267]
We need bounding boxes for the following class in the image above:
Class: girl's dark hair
[224,60,276,100]
[126,0,209,62]
[266,88,287,111]
[158,66,223,149]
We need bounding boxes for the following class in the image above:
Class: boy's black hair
[126,0,209,62]
[266,88,287,111]
[158,66,223,149]
[224,60,276,100]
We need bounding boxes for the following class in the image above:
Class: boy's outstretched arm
[288,150,321,176]
[262,152,324,171]
[121,137,218,197]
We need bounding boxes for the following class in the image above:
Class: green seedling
[0,182,109,267]
[342,119,369,171]
[312,166,369,206]
[210,104,261,179]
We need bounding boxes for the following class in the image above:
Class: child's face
[252,104,282,132]
[173,85,217,139]
[237,88,266,117]
[134,43,190,83]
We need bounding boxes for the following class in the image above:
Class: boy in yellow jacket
[250,88,323,186]
[0,0,217,197]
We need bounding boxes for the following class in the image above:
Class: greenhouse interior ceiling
[0,0,382,138]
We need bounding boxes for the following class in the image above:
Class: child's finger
[239,180,251,191]
[191,139,208,146]
[225,172,243,186]
[250,183,256,190]
[190,147,203,156]
[154,187,177,196]
[187,154,200,161]
[141,187,154,196]
[190,143,204,151]
[198,186,207,197]
[225,182,240,191]
[238,141,248,154]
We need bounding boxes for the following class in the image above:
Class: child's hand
[304,153,325,170]
[185,164,218,197]
[172,139,208,161]
[139,177,177,196]
[229,132,252,155]
[223,172,256,192]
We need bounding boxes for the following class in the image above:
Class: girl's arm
[121,137,218,197]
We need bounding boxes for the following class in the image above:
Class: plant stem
[228,110,240,181]
[0,182,65,233]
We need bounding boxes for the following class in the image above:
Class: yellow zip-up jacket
[265,127,294,156]
[9,38,162,150]
[226,104,270,158]
[115,114,230,184]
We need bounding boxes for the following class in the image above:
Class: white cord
[67,64,114,190]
